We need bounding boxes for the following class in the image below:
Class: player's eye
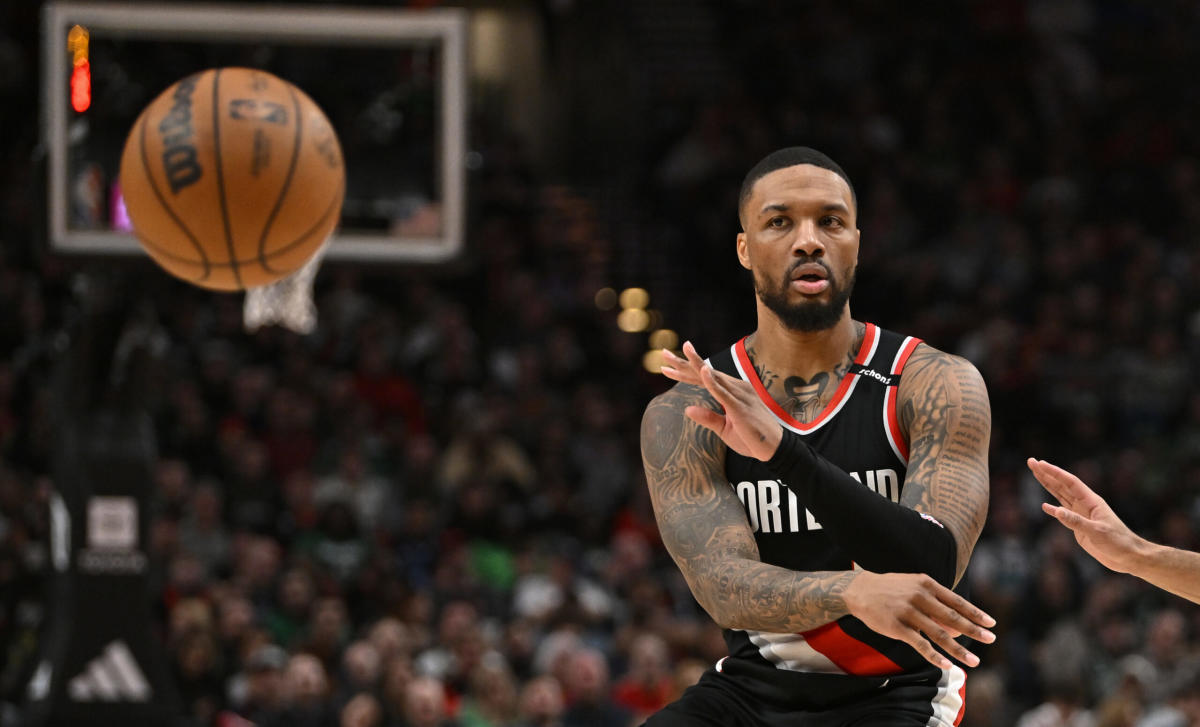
[767,216,789,228]
[820,216,843,228]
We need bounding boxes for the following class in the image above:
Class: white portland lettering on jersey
[733,469,900,534]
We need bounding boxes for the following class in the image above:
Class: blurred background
[3,1,1200,726]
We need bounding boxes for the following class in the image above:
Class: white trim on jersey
[67,640,152,703]
[890,336,917,374]
[925,664,966,727]
[743,629,845,675]
[861,325,882,367]
[728,345,864,436]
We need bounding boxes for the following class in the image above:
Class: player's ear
[736,232,751,270]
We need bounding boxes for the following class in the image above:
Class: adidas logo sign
[67,640,152,702]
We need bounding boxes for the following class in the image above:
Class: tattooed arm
[898,345,991,585]
[641,384,853,632]
[641,381,996,666]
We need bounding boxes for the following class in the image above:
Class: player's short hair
[738,147,857,226]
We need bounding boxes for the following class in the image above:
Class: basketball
[118,67,345,291]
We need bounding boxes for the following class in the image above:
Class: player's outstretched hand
[844,571,996,670]
[660,342,782,461]
[1027,458,1143,574]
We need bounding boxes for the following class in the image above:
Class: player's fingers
[684,405,726,433]
[1026,458,1073,505]
[702,365,759,407]
[664,348,703,376]
[1036,460,1098,506]
[931,584,996,630]
[925,596,996,644]
[700,364,740,405]
[895,627,953,670]
[659,363,701,385]
[1043,502,1093,532]
[681,341,707,370]
[909,614,980,667]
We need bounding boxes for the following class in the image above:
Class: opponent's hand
[1027,458,1144,574]
[843,571,996,669]
[660,342,782,461]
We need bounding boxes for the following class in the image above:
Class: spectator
[515,676,565,727]
[341,692,384,727]
[177,480,232,576]
[559,649,630,727]
[281,653,336,727]
[458,659,521,727]
[315,445,394,535]
[235,644,289,727]
[610,633,672,720]
[404,676,461,727]
[336,640,383,706]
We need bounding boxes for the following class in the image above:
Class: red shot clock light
[68,24,90,113]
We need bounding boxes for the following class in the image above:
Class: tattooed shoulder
[641,384,724,474]
[897,345,987,432]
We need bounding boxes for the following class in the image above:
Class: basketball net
[242,236,330,335]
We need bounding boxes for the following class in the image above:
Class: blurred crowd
[3,1,1200,727]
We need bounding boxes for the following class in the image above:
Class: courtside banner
[23,412,179,726]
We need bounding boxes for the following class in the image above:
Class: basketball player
[640,147,995,725]
[1029,458,1200,604]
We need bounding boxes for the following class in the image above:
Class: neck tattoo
[748,322,865,424]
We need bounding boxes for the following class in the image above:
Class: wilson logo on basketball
[158,74,202,194]
[229,98,289,125]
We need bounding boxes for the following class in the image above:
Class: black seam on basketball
[136,112,212,281]
[134,178,343,268]
[263,177,343,258]
[256,85,304,274]
[211,69,243,288]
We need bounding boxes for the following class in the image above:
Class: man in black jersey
[640,147,995,726]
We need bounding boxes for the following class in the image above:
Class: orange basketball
[118,67,345,291]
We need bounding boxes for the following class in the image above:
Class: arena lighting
[618,287,649,311]
[648,328,679,351]
[617,308,650,333]
[643,349,665,373]
[67,24,90,112]
[593,287,617,311]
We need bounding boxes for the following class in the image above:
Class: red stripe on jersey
[891,337,922,375]
[800,622,904,676]
[854,323,879,366]
[734,323,878,434]
[885,338,923,461]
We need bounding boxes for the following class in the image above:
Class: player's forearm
[686,559,856,633]
[1129,541,1200,604]
[766,429,958,586]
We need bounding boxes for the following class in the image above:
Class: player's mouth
[790,263,830,295]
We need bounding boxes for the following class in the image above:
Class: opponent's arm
[641,385,853,633]
[898,345,991,585]
[1029,458,1200,604]
[642,384,995,668]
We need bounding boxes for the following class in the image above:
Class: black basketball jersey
[703,323,967,718]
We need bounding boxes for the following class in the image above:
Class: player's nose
[792,219,825,257]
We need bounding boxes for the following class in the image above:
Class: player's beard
[754,259,856,332]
